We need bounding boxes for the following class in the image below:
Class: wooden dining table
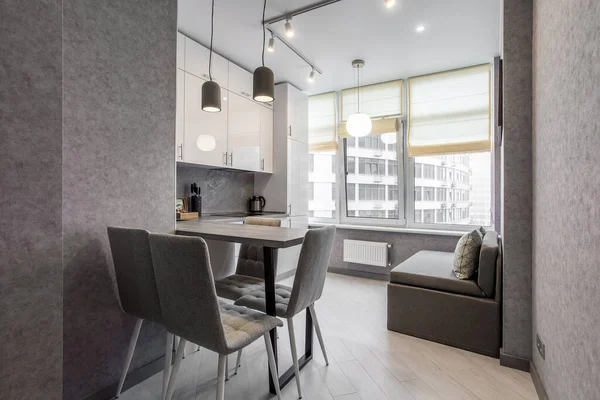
[176,220,310,394]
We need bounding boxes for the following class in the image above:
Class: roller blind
[407,64,491,156]
[341,80,403,122]
[308,92,337,152]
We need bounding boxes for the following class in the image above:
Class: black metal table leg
[263,247,278,394]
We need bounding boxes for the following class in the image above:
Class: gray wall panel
[0,1,63,398]
[532,0,600,398]
[61,1,176,398]
[501,0,533,361]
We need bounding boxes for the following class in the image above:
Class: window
[309,154,315,173]
[415,163,422,178]
[388,160,398,176]
[423,187,435,201]
[388,185,398,201]
[347,157,355,174]
[359,158,385,175]
[347,184,356,201]
[414,187,422,201]
[423,165,435,179]
[435,188,446,202]
[436,209,446,223]
[359,136,386,151]
[358,184,385,201]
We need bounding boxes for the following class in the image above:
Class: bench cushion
[390,251,485,298]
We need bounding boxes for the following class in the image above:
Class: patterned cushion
[219,302,283,353]
[233,284,293,318]
[452,230,483,279]
[215,274,265,301]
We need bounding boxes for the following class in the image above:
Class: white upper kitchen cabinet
[176,69,184,161]
[177,32,185,70]
[183,72,228,167]
[228,62,254,100]
[254,83,309,215]
[227,93,261,171]
[184,37,228,89]
[260,106,273,173]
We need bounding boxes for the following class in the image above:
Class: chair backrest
[148,233,227,354]
[107,227,162,323]
[285,226,336,318]
[235,217,282,279]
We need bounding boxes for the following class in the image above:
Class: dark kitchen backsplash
[176,163,254,213]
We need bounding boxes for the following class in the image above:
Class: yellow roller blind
[308,92,337,152]
[341,80,403,122]
[407,64,491,156]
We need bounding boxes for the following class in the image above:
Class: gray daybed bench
[387,230,502,357]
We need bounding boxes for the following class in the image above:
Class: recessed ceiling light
[385,0,395,8]
[416,24,426,33]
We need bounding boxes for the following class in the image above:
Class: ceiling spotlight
[308,68,315,83]
[385,0,395,8]
[285,16,294,38]
[416,24,426,33]
[267,33,275,52]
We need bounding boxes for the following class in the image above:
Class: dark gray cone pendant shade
[253,66,274,102]
[202,80,221,112]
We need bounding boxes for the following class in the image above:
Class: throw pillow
[479,226,487,237]
[453,229,483,279]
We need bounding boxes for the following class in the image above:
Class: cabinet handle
[229,153,233,166]
[223,152,228,166]
[289,126,292,137]
[178,144,183,160]
[288,204,292,214]
[261,158,264,171]
[289,219,292,228]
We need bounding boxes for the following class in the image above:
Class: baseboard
[83,355,166,400]
[499,349,530,372]
[276,268,296,281]
[328,266,389,281]
[530,361,549,400]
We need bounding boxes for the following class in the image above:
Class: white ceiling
[178,0,501,95]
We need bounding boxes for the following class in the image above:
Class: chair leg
[308,304,329,366]
[115,318,143,398]
[162,332,174,400]
[234,349,243,375]
[287,318,303,399]
[217,354,227,400]
[264,333,282,400]
[165,338,187,400]
[225,355,230,381]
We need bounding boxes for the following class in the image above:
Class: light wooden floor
[119,273,538,400]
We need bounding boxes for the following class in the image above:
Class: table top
[176,220,307,248]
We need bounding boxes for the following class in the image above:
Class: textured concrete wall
[61,1,176,398]
[501,0,533,362]
[176,164,254,213]
[532,0,600,398]
[0,1,63,399]
[329,229,459,276]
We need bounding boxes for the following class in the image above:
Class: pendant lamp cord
[209,0,215,81]
[261,0,267,66]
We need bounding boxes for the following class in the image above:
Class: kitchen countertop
[177,211,289,224]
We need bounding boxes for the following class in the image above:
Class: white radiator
[343,239,390,267]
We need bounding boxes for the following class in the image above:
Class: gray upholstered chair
[148,233,284,400]
[214,216,281,301]
[107,227,173,400]
[234,225,336,399]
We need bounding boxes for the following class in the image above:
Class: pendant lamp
[202,0,221,112]
[346,60,372,137]
[253,0,275,102]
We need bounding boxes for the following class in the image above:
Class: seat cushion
[233,284,293,318]
[390,251,485,297]
[215,274,265,301]
[219,302,283,353]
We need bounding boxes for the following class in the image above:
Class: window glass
[308,151,337,220]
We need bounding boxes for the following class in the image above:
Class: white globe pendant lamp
[380,132,397,144]
[347,60,372,138]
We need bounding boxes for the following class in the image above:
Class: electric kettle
[249,195,266,213]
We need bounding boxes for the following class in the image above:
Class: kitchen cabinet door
[184,72,228,167]
[184,37,228,89]
[288,139,309,216]
[228,93,261,171]
[177,32,185,69]
[287,86,309,143]
[260,106,273,173]
[228,62,254,100]
[176,69,185,161]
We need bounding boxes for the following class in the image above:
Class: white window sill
[309,221,465,237]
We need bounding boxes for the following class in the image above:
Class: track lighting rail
[266,27,323,75]
[263,0,342,25]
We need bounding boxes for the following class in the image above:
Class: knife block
[190,195,202,217]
